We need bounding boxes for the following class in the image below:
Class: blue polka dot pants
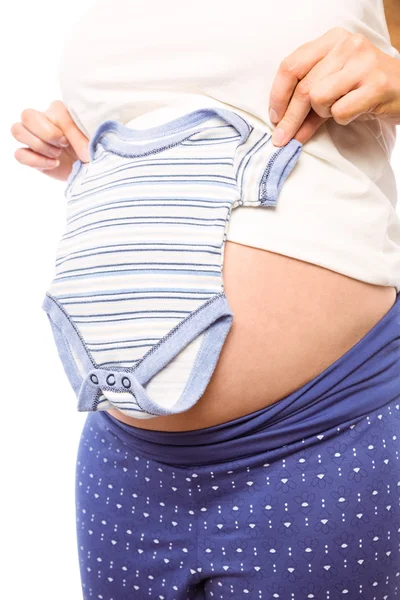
[75,400,400,600]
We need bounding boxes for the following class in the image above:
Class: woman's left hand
[268,27,400,147]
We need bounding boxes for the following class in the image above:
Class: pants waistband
[98,292,400,466]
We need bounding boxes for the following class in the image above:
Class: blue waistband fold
[98,292,400,466]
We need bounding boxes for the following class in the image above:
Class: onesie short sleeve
[233,125,303,208]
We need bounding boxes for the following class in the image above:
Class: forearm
[384,0,400,54]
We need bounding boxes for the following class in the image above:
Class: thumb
[45,100,91,163]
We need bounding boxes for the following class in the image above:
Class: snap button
[90,374,99,385]
[122,376,131,389]
[106,374,116,386]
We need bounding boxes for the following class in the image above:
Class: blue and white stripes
[42,107,302,418]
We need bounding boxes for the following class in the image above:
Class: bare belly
[106,241,397,432]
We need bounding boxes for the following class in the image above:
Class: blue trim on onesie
[88,108,252,160]
[42,291,233,417]
[88,106,303,207]
[65,158,84,195]
[260,140,303,206]
[42,293,95,395]
[48,319,84,396]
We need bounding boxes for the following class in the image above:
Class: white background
[2,2,400,599]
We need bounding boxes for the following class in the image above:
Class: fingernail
[59,136,69,147]
[269,108,278,124]
[49,147,62,158]
[272,127,285,146]
[47,158,60,167]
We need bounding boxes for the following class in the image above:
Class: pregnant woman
[11,1,400,598]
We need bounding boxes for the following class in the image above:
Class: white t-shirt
[58,0,400,291]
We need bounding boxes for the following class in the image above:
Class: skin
[269,0,400,146]
[387,0,400,50]
[9,4,400,432]
[10,2,400,172]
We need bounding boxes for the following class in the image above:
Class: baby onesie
[42,107,302,418]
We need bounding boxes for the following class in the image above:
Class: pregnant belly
[106,241,397,432]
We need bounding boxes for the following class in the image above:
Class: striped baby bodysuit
[42,107,302,418]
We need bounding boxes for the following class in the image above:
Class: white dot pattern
[75,401,400,599]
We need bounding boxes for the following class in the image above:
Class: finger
[268,28,347,125]
[308,52,378,122]
[19,108,68,148]
[308,70,359,120]
[293,111,328,145]
[271,33,365,146]
[14,147,60,169]
[45,100,90,163]
[10,122,63,159]
[331,82,380,125]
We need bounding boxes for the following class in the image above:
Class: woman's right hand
[10,100,90,182]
